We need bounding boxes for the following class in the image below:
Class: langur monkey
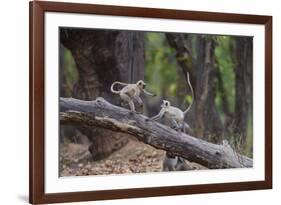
[148,72,194,172]
[149,72,194,132]
[162,152,192,171]
[110,80,156,112]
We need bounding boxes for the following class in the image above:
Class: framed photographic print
[29,1,272,204]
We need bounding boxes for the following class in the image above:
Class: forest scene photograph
[59,27,253,177]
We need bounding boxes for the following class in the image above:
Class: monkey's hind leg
[128,100,136,113]
[181,122,186,133]
[120,93,135,112]
[171,119,181,131]
[134,96,143,107]
[134,96,144,113]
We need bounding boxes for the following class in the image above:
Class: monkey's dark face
[137,80,146,89]
[161,100,170,108]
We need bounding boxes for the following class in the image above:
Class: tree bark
[233,37,253,147]
[60,97,252,169]
[60,29,145,160]
[166,34,224,142]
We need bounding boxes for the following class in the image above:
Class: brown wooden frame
[29,1,272,204]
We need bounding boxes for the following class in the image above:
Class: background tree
[164,34,224,142]
[145,32,253,154]
[233,36,253,155]
[60,29,253,163]
[60,28,145,160]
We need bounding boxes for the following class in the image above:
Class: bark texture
[166,34,224,142]
[60,97,253,169]
[233,37,253,146]
[60,28,145,160]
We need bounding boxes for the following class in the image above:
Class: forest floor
[60,137,208,177]
[60,138,166,176]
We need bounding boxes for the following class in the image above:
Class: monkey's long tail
[183,72,194,115]
[110,81,128,94]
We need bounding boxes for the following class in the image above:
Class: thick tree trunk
[60,29,145,160]
[166,33,195,82]
[233,37,253,147]
[60,97,253,169]
[195,36,224,142]
[166,34,224,142]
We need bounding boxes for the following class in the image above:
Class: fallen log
[60,97,253,169]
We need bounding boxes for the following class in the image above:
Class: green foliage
[144,32,179,98]
[61,48,78,96]
[185,95,193,105]
[61,30,252,157]
[145,32,252,156]
[244,113,253,157]
[215,36,235,113]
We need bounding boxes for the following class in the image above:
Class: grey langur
[149,72,195,172]
[110,80,156,112]
[148,72,194,132]
[162,152,192,171]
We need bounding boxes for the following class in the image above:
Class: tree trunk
[166,34,224,142]
[60,97,253,169]
[60,28,145,160]
[233,37,253,147]
[195,36,224,142]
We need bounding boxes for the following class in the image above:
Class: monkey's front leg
[143,89,157,97]
[147,110,165,121]
[149,114,161,121]
[145,114,158,122]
